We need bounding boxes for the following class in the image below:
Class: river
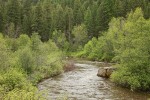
[38,60,150,100]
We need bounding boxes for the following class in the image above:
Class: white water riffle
[38,61,149,100]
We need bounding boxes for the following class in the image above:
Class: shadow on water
[38,61,150,100]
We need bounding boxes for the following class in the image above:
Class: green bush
[111,65,150,91]
[111,8,150,91]
[0,33,64,99]
[0,35,13,71]
[0,68,28,91]
[17,34,31,49]
[71,24,88,51]
[3,88,45,100]
[18,47,34,74]
[5,38,18,52]
[0,68,43,99]
[83,37,98,59]
[52,30,69,51]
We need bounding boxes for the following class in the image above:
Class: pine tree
[55,4,65,31]
[7,0,21,28]
[73,0,83,25]
[84,2,99,38]
[6,0,21,37]
[32,3,44,40]
[64,6,73,42]
[142,0,150,19]
[84,7,92,38]
[0,0,7,34]
[22,0,33,36]
[113,0,124,17]
[42,0,53,40]
[96,0,113,34]
[0,4,3,32]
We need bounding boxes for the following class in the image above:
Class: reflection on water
[38,61,150,100]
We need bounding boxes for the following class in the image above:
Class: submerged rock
[97,67,116,78]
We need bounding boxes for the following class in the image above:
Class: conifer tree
[42,0,52,40]
[73,0,83,25]
[64,6,73,42]
[22,0,32,36]
[32,3,44,41]
[6,0,21,37]
[0,6,3,32]
[96,0,113,34]
[84,7,93,38]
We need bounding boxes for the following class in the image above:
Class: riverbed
[38,61,150,100]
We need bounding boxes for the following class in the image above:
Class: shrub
[0,68,28,91]
[5,38,18,52]
[17,34,31,49]
[3,88,45,100]
[71,24,88,51]
[0,38,11,71]
[0,68,45,100]
[83,37,97,58]
[0,33,64,99]
[18,47,34,74]
[111,8,150,91]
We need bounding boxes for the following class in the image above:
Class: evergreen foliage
[0,0,149,41]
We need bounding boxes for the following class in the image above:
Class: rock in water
[97,67,116,78]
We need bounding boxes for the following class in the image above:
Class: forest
[0,0,150,99]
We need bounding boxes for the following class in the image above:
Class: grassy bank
[0,33,64,99]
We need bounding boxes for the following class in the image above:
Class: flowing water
[38,61,150,100]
